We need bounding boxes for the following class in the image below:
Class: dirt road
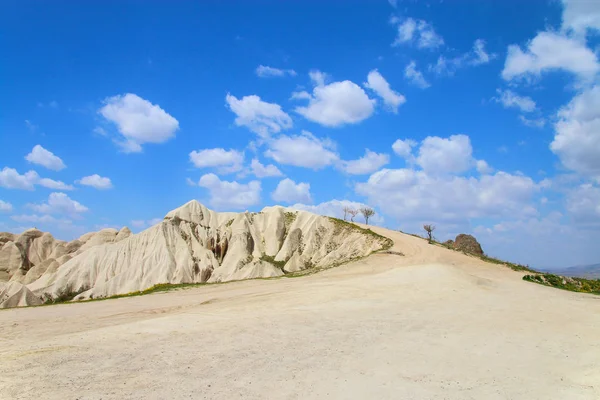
[1,227,599,399]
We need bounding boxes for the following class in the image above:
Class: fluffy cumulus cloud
[271,178,311,204]
[226,94,292,138]
[561,0,600,35]
[356,169,539,223]
[429,39,495,76]
[404,61,430,89]
[416,134,474,175]
[255,65,297,78]
[363,69,406,113]
[37,178,74,191]
[340,149,390,175]
[502,32,599,83]
[27,192,88,215]
[493,89,537,113]
[392,139,417,160]
[265,131,339,169]
[391,17,444,49]
[551,85,600,182]
[1,167,35,190]
[198,173,261,210]
[0,200,12,212]
[99,93,179,153]
[566,183,600,226]
[250,158,283,178]
[0,167,72,191]
[25,145,66,171]
[291,199,384,225]
[293,71,376,127]
[189,148,244,174]
[476,160,494,175]
[77,174,113,190]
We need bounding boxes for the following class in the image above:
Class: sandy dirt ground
[1,227,599,399]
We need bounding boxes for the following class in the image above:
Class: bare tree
[348,208,358,222]
[342,206,351,221]
[360,207,375,225]
[423,224,435,243]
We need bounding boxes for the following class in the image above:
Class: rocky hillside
[0,226,132,308]
[1,201,391,308]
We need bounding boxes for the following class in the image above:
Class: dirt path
[1,228,599,399]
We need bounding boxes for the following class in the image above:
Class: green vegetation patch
[523,273,600,295]
[260,254,286,271]
[284,212,297,226]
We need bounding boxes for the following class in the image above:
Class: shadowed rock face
[452,234,484,256]
[0,201,391,308]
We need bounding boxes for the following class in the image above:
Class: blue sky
[1,0,599,269]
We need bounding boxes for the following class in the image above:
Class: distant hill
[542,264,600,279]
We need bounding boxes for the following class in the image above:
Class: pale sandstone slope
[0,227,132,286]
[20,200,390,304]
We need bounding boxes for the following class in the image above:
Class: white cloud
[11,214,62,224]
[93,126,108,136]
[0,167,74,191]
[198,173,261,210]
[256,65,297,78]
[77,174,113,190]
[561,0,600,35]
[388,0,397,7]
[130,220,146,228]
[364,69,406,113]
[250,158,283,178]
[404,61,430,89]
[566,183,600,226]
[392,139,417,159]
[27,192,88,215]
[38,178,74,191]
[391,17,444,49]
[265,131,339,169]
[341,149,390,175]
[471,39,494,65]
[272,178,312,204]
[189,148,244,174]
[99,93,179,152]
[309,70,328,87]
[186,177,197,186]
[493,89,537,113]
[429,39,495,76]
[291,199,385,225]
[0,167,39,190]
[25,145,66,171]
[476,160,494,175]
[551,85,600,182]
[519,115,546,128]
[226,94,292,138]
[501,32,599,83]
[0,200,12,212]
[416,134,473,175]
[130,218,163,230]
[294,72,376,127]
[356,169,539,223]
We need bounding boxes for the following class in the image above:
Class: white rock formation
[0,281,42,308]
[1,201,390,308]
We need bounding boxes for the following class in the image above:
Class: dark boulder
[453,234,483,256]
